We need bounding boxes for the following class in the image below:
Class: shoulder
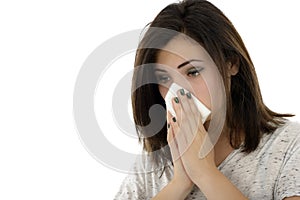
[275,120,300,144]
[270,120,300,199]
[277,120,300,137]
[257,120,300,170]
[261,120,300,150]
[114,152,173,199]
[219,120,300,199]
[229,120,300,171]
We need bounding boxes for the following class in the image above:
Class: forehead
[156,36,211,67]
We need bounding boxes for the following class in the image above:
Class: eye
[187,67,204,77]
[156,74,171,84]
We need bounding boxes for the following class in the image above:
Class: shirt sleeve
[275,131,300,200]
[114,172,147,200]
[113,153,172,200]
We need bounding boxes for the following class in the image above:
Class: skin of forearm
[193,167,248,200]
[152,168,248,200]
[151,179,192,200]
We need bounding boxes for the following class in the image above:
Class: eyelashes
[156,74,171,84]
[186,66,204,77]
[155,66,204,84]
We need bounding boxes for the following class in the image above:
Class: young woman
[115,0,300,199]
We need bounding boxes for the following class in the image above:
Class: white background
[1,0,299,199]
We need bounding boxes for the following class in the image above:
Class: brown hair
[131,0,293,161]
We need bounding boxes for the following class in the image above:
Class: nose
[158,75,193,100]
[160,82,190,101]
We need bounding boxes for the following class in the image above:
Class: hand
[168,90,216,182]
[166,111,194,192]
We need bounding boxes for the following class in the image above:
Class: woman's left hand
[168,89,217,182]
[167,90,248,199]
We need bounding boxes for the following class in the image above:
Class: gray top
[115,120,300,200]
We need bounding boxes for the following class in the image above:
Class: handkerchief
[165,83,211,124]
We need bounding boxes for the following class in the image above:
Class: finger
[186,92,209,152]
[176,88,191,116]
[171,95,182,127]
[185,92,212,158]
[172,89,202,155]
[166,113,181,162]
[186,92,206,134]
[166,111,174,143]
[170,112,190,157]
[171,90,201,156]
[176,90,199,147]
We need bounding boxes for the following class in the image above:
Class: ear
[227,61,239,76]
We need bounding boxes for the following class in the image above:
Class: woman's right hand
[151,112,194,200]
[167,111,194,194]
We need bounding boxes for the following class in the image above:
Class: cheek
[158,85,168,99]
[191,78,211,110]
[157,79,211,110]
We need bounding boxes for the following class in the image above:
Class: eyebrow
[177,59,203,69]
[154,59,203,72]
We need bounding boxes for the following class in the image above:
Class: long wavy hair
[131,0,293,162]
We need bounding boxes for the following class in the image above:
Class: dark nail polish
[179,88,185,96]
[186,92,192,99]
[167,123,170,129]
[174,97,179,104]
[172,117,176,122]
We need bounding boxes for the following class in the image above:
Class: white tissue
[165,83,211,124]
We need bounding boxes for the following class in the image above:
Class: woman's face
[154,36,215,110]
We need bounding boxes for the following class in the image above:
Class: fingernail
[186,92,192,99]
[172,117,176,122]
[174,97,179,104]
[179,88,185,96]
[167,123,170,129]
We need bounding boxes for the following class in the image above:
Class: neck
[204,121,235,167]
[214,133,234,166]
